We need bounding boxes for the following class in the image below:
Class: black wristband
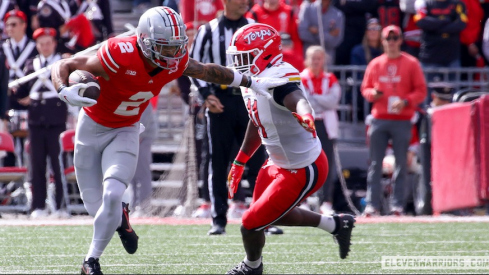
[244,75,252,88]
[57,84,67,93]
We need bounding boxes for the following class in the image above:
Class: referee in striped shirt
[190,0,270,236]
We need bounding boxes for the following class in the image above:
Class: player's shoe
[81,257,102,275]
[264,226,284,235]
[333,214,356,259]
[116,202,139,254]
[207,224,226,235]
[226,261,263,275]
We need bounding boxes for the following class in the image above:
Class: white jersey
[241,62,322,169]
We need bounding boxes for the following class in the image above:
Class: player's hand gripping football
[227,160,245,199]
[292,112,317,138]
[58,83,97,107]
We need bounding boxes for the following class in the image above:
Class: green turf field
[0,222,488,274]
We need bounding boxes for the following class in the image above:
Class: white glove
[58,83,97,107]
[248,75,288,99]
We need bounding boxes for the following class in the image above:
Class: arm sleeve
[406,60,427,106]
[298,3,318,44]
[361,61,377,102]
[273,82,302,106]
[322,11,345,49]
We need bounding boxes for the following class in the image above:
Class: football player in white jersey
[225,23,356,275]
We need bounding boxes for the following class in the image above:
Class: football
[68,70,101,101]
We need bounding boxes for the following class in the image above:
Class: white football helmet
[136,7,188,70]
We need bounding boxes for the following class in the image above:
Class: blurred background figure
[418,82,454,216]
[298,0,345,66]
[350,18,383,122]
[414,0,467,84]
[247,0,303,68]
[361,25,426,217]
[332,0,376,65]
[2,10,38,167]
[300,45,341,215]
[16,28,68,218]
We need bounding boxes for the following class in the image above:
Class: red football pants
[242,150,328,231]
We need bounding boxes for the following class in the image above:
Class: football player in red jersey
[50,7,286,275]
[225,23,355,274]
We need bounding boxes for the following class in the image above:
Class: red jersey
[180,0,223,24]
[88,35,189,128]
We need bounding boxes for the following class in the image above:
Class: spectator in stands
[458,0,484,70]
[281,33,304,71]
[301,45,341,215]
[351,18,383,67]
[0,1,17,40]
[33,0,73,54]
[59,12,96,52]
[298,0,345,66]
[180,0,223,25]
[418,82,454,215]
[16,28,69,218]
[333,0,376,65]
[400,0,422,58]
[72,0,115,43]
[350,18,383,121]
[130,98,158,217]
[361,25,426,216]
[414,0,467,82]
[376,0,402,28]
[247,0,303,66]
[2,10,38,167]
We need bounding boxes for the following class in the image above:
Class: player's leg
[74,111,104,217]
[100,125,140,254]
[227,154,328,275]
[74,112,105,274]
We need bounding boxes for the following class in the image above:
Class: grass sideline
[0,220,488,274]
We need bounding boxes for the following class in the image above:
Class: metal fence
[329,65,489,124]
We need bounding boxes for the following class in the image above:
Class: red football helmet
[227,23,282,76]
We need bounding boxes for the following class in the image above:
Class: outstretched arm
[183,58,251,87]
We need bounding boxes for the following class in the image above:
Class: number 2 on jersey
[246,98,268,138]
[115,91,153,116]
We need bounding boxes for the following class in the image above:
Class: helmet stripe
[162,7,180,38]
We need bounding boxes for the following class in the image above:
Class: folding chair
[0,132,29,213]
[59,129,86,214]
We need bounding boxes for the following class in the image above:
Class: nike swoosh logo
[123,209,133,233]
